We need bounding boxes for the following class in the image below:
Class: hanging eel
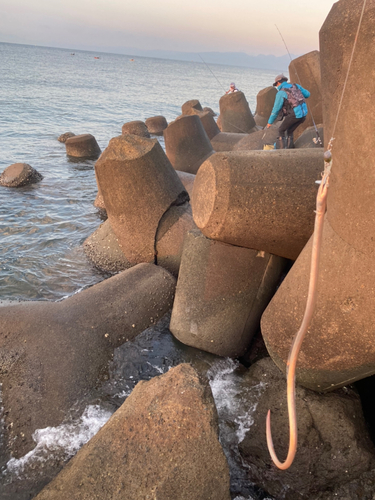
[266,154,331,470]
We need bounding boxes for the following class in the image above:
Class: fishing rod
[197,53,251,134]
[275,24,323,147]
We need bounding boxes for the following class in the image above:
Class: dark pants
[278,115,306,137]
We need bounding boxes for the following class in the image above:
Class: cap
[230,82,235,87]
[273,74,287,86]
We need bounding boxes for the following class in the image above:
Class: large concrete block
[295,124,324,149]
[191,150,323,260]
[233,127,280,151]
[164,115,214,174]
[95,135,188,264]
[34,365,231,500]
[0,264,176,458]
[65,133,101,159]
[219,91,256,133]
[254,86,277,128]
[210,132,247,152]
[181,99,203,115]
[199,110,220,139]
[176,170,195,198]
[170,230,286,357]
[122,120,150,138]
[0,163,43,187]
[261,0,375,391]
[288,51,323,139]
[145,115,168,135]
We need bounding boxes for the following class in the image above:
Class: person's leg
[279,116,306,148]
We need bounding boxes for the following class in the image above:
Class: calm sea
[0,41,275,301]
[0,42,278,499]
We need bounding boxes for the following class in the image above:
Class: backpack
[281,84,306,116]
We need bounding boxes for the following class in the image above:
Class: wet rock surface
[238,358,375,500]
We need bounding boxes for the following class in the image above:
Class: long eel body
[266,166,331,470]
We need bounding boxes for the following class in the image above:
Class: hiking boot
[287,136,295,149]
[275,136,287,149]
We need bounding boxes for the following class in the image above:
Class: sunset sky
[0,0,336,56]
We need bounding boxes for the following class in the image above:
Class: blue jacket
[268,82,310,125]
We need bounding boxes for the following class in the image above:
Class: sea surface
[0,42,277,499]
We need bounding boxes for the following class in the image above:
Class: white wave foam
[6,405,113,478]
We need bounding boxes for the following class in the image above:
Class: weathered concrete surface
[95,135,188,264]
[164,115,214,174]
[288,50,323,139]
[57,132,75,143]
[199,110,220,139]
[145,115,168,135]
[233,126,280,151]
[83,219,131,273]
[156,203,197,276]
[65,133,101,159]
[176,170,195,198]
[181,99,203,115]
[254,86,277,128]
[170,230,286,357]
[121,120,150,137]
[191,150,323,260]
[294,124,324,149]
[219,91,256,133]
[0,163,43,187]
[210,132,247,152]
[261,0,375,391]
[93,170,106,211]
[0,264,176,458]
[238,358,375,500]
[34,364,231,500]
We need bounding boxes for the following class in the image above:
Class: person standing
[266,74,310,148]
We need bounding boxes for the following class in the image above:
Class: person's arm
[267,91,285,126]
[296,84,310,99]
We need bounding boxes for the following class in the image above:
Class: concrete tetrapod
[219,91,256,133]
[34,364,231,500]
[191,150,323,260]
[164,115,214,174]
[145,115,168,135]
[0,263,176,458]
[121,120,150,138]
[170,230,286,357]
[261,0,375,392]
[95,134,188,264]
[65,133,101,159]
[0,163,43,187]
[288,50,323,140]
[253,86,277,128]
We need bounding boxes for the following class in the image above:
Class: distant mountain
[119,48,296,71]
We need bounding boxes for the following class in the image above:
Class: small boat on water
[130,58,134,62]
[94,56,100,59]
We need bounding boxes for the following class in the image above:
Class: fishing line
[275,24,323,146]
[197,53,252,134]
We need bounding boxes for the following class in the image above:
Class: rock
[261,0,375,391]
[164,115,214,174]
[295,124,324,148]
[57,132,75,143]
[191,150,323,260]
[83,219,131,273]
[176,170,195,198]
[65,133,101,159]
[181,99,203,115]
[95,135,188,265]
[121,120,150,138]
[288,50,323,140]
[0,263,176,458]
[0,163,43,187]
[219,91,256,133]
[34,364,231,500]
[145,115,168,135]
[254,86,277,128]
[233,127,280,151]
[156,203,197,276]
[170,230,286,357]
[238,358,375,500]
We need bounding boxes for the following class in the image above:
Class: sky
[0,0,337,56]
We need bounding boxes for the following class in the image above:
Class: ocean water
[0,41,275,301]
[0,42,277,499]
